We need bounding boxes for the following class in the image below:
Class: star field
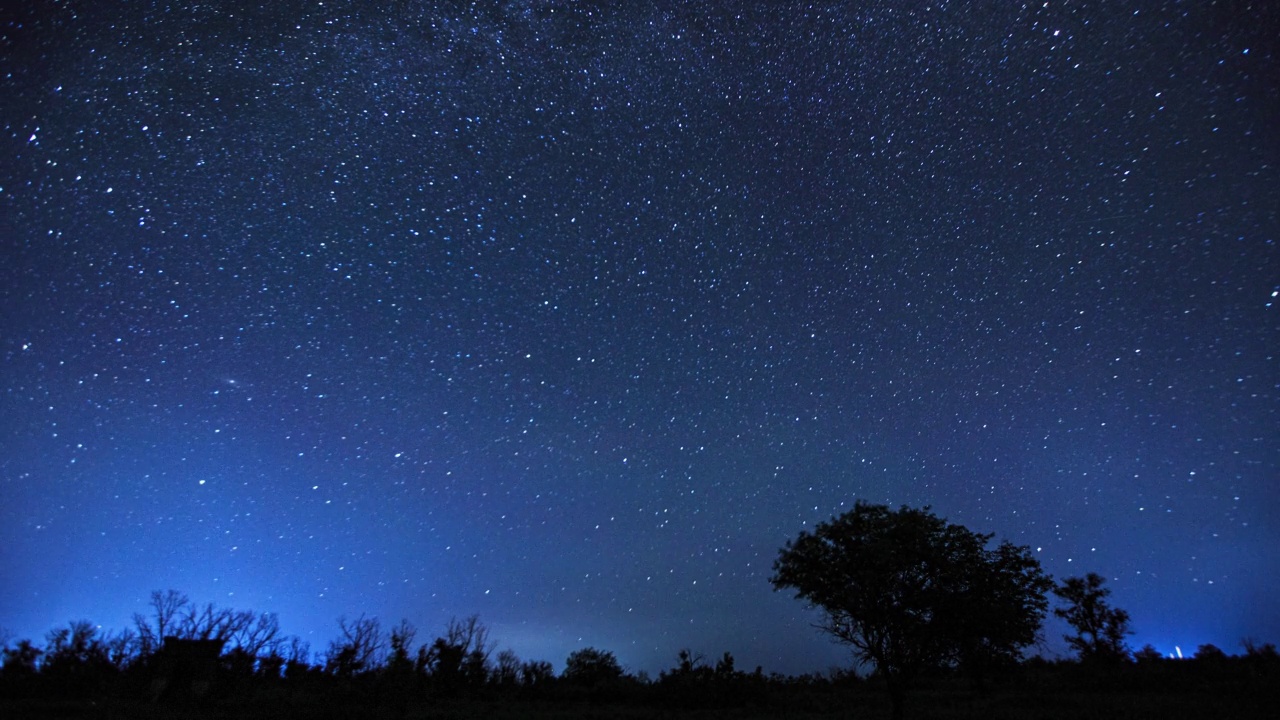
[2,1,1277,674]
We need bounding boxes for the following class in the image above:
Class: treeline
[2,589,1279,716]
[0,591,856,712]
[7,504,1279,718]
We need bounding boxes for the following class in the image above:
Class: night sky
[2,1,1276,675]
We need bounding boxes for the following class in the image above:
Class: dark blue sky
[2,1,1276,675]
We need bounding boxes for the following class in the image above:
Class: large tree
[771,501,1052,720]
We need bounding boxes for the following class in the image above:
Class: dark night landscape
[2,1,1277,717]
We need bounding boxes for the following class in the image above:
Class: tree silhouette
[102,628,139,670]
[675,649,706,675]
[493,648,521,687]
[771,501,1053,720]
[1133,644,1163,663]
[323,615,384,677]
[1242,637,1279,661]
[519,655,555,681]
[714,651,736,677]
[422,615,493,692]
[562,647,624,687]
[386,619,418,676]
[1,637,42,693]
[133,589,189,657]
[2,586,1278,716]
[519,659,555,688]
[283,637,311,682]
[661,648,713,686]
[132,589,282,662]
[41,621,115,698]
[1053,573,1132,663]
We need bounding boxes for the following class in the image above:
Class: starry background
[1,1,1276,674]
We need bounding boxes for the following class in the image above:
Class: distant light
[1175,646,1183,659]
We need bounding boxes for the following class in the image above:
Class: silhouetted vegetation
[3,614,1276,720]
[2,506,1277,718]
[771,501,1054,719]
[562,647,624,688]
[1053,572,1133,664]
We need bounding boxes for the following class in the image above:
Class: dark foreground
[5,678,1277,720]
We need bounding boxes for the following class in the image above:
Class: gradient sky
[2,1,1276,675]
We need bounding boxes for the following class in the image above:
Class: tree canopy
[771,501,1053,718]
[562,647,624,687]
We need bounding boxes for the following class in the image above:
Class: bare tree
[102,628,139,669]
[132,591,280,662]
[494,649,521,686]
[284,636,311,680]
[180,603,254,642]
[324,615,385,677]
[151,590,189,638]
[231,612,281,658]
[444,615,493,664]
[134,589,191,657]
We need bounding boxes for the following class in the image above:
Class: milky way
[2,1,1276,674]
